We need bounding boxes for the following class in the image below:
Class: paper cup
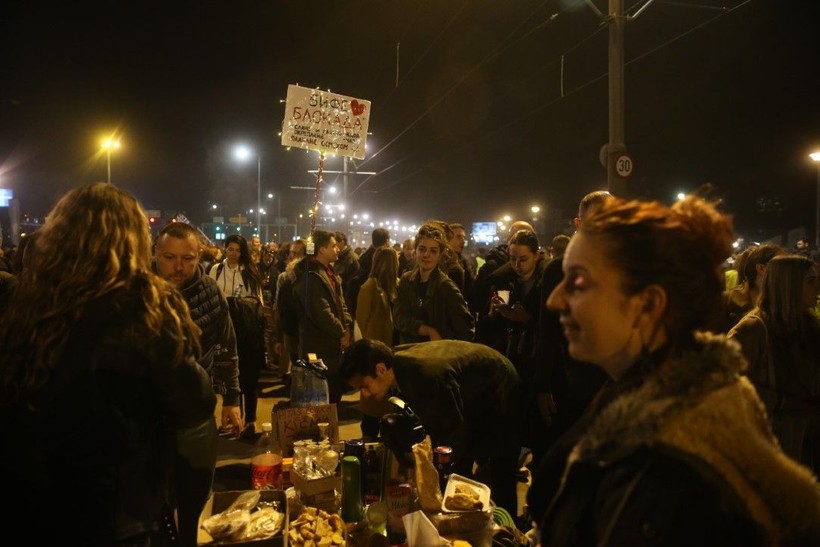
[497,290,510,304]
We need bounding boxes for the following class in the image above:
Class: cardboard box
[272,403,339,457]
[197,489,288,546]
[291,468,342,497]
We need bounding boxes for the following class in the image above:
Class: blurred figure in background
[729,254,820,471]
[398,237,416,276]
[334,230,361,299]
[273,239,307,383]
[717,243,784,333]
[0,183,216,544]
[548,234,570,260]
[356,246,400,347]
[346,227,391,317]
[794,237,819,263]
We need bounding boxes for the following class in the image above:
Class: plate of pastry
[441,473,491,513]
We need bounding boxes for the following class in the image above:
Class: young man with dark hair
[340,338,523,516]
[293,230,354,403]
[334,230,360,296]
[346,227,391,316]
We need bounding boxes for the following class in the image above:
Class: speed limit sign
[615,154,634,179]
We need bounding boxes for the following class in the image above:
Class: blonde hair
[0,183,200,405]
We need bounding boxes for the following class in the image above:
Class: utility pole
[587,0,655,198]
[606,0,628,197]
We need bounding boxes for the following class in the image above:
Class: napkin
[402,510,451,547]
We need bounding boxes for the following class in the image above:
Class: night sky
[2,0,819,241]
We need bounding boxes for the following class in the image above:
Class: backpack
[226,295,266,352]
[277,274,299,338]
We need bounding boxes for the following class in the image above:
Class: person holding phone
[486,229,548,461]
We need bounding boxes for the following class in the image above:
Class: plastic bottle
[306,358,330,405]
[290,360,308,406]
[250,422,283,490]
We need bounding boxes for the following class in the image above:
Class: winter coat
[0,281,216,544]
[178,263,241,406]
[293,257,353,374]
[729,312,820,470]
[481,256,548,384]
[334,247,361,297]
[389,340,524,514]
[536,332,820,546]
[356,276,394,347]
[393,267,474,344]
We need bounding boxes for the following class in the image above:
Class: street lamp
[267,192,282,241]
[810,151,820,248]
[234,145,261,237]
[101,136,121,184]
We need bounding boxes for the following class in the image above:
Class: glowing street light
[233,144,261,235]
[101,136,121,183]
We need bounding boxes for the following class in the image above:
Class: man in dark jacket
[340,338,523,516]
[154,222,246,545]
[334,230,360,298]
[345,227,390,316]
[155,222,243,430]
[294,230,354,403]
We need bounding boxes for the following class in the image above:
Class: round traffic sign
[615,154,634,179]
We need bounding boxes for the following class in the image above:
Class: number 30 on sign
[615,154,634,179]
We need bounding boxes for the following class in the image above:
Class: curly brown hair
[0,183,201,405]
[581,194,734,349]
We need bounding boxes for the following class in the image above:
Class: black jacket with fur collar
[537,332,820,546]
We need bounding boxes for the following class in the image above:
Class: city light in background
[100,134,121,184]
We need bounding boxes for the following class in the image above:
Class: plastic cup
[497,290,510,304]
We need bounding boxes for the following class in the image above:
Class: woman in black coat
[0,183,216,545]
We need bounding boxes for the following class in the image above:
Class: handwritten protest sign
[272,403,339,456]
[281,85,370,159]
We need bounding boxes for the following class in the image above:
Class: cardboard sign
[272,403,339,456]
[280,85,371,159]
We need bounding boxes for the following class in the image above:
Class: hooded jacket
[537,332,820,546]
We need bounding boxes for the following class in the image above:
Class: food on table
[444,483,483,511]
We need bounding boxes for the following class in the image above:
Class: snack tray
[441,473,491,513]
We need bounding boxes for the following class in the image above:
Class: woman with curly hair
[529,194,820,545]
[0,183,216,545]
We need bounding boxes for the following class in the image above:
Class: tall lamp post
[267,192,281,242]
[101,136,121,184]
[810,151,820,249]
[234,145,261,237]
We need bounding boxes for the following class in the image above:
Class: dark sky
[2,0,819,240]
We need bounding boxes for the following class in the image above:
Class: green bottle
[341,455,364,524]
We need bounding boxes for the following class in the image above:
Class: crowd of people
[0,181,818,545]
